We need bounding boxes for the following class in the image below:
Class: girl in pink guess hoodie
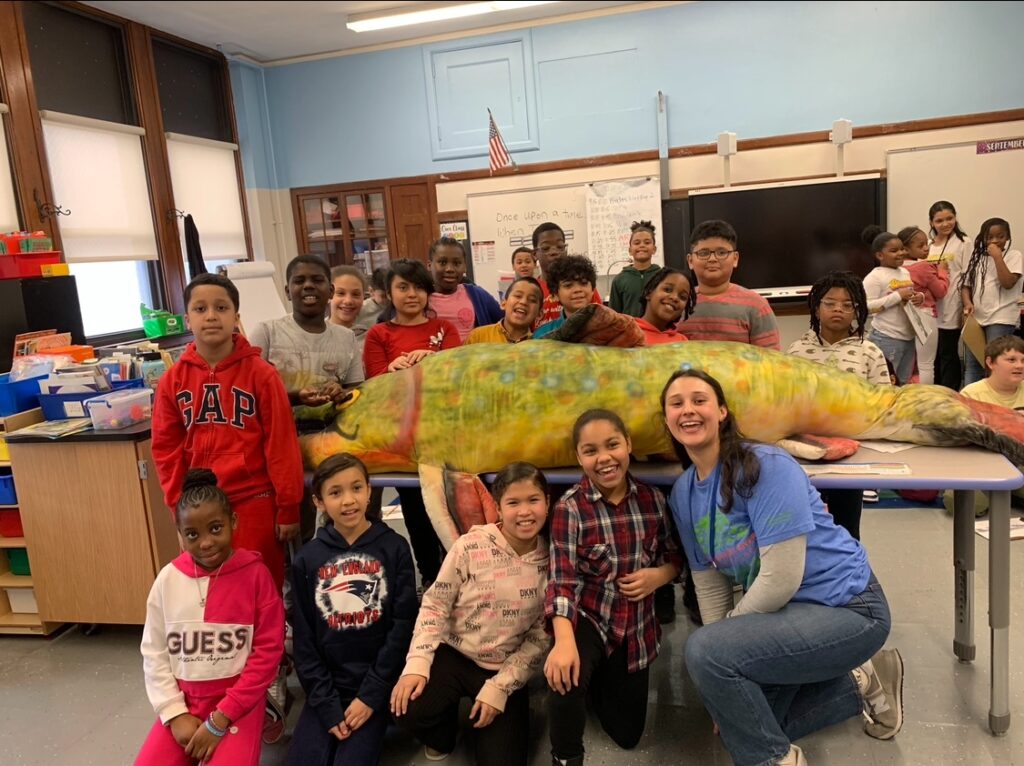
[135,469,284,766]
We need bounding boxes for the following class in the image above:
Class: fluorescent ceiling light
[346,1,559,33]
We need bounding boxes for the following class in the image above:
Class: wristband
[205,713,227,737]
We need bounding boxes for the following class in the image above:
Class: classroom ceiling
[83,1,660,64]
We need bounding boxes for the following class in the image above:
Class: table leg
[988,489,1011,736]
[953,489,975,662]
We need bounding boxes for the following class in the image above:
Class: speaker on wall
[0,275,86,373]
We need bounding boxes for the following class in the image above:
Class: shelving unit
[0,408,62,636]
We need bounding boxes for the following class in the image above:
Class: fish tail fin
[925,396,1024,468]
[418,464,498,550]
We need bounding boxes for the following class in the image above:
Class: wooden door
[389,183,431,263]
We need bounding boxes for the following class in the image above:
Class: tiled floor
[4,505,1024,765]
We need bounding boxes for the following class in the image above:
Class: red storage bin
[0,252,62,279]
[0,508,23,537]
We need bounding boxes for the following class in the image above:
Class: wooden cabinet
[8,426,180,625]
[293,178,437,270]
[0,408,61,635]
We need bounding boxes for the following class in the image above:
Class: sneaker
[425,746,451,761]
[855,648,904,740]
[863,490,879,504]
[551,757,584,766]
[775,744,807,765]
[262,692,286,745]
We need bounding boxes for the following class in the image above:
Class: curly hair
[806,271,869,341]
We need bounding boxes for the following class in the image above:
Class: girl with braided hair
[958,218,1022,385]
[787,272,890,539]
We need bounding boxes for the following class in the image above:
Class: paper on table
[803,463,910,476]
[974,517,1024,541]
[856,440,917,454]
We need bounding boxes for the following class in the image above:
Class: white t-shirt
[966,248,1023,327]
[864,266,915,341]
[248,315,364,394]
[931,237,972,329]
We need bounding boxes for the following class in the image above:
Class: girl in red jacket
[135,469,285,766]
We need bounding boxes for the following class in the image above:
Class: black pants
[820,488,863,540]
[399,643,530,766]
[935,327,962,391]
[397,487,444,585]
[548,618,649,759]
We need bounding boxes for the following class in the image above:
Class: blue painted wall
[235,1,1024,190]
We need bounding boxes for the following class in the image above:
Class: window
[0,104,20,233]
[296,190,391,273]
[68,261,156,337]
[152,39,232,142]
[165,133,247,267]
[24,3,161,339]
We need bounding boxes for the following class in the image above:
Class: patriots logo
[316,552,388,631]
[323,578,380,606]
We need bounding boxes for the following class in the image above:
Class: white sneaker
[853,648,904,740]
[776,744,807,765]
[425,745,450,761]
[863,490,879,504]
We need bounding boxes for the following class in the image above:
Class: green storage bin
[8,547,30,576]
[141,303,185,339]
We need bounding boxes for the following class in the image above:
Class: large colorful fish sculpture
[301,313,1024,548]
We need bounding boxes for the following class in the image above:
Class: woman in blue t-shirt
[659,369,905,766]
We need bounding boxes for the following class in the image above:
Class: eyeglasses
[821,300,855,312]
[691,249,736,261]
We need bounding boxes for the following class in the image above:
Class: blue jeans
[963,323,1016,385]
[867,330,916,384]
[685,576,891,766]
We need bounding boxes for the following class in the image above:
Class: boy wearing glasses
[678,220,781,349]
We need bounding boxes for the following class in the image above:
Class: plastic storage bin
[5,587,38,613]
[0,373,45,417]
[38,378,143,421]
[8,548,29,575]
[0,509,23,537]
[85,388,154,430]
[0,472,15,505]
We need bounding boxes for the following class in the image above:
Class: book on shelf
[8,418,93,439]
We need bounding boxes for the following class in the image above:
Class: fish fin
[547,304,645,347]
[417,464,498,550]
[777,435,860,461]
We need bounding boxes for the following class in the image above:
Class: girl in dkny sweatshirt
[391,462,552,766]
[136,469,285,766]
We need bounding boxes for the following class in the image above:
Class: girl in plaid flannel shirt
[543,409,682,766]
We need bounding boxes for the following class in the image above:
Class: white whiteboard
[887,139,1024,243]
[585,177,663,273]
[466,175,661,300]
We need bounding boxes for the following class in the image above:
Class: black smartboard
[687,178,885,298]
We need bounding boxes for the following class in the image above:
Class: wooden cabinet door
[389,183,431,263]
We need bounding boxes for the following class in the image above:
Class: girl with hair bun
[136,468,285,766]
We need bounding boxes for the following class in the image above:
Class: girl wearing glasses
[786,272,890,539]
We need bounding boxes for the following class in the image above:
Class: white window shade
[165,133,247,260]
[40,111,159,262]
[0,104,21,233]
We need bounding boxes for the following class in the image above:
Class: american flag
[488,109,513,173]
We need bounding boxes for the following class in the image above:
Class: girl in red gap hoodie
[152,273,305,592]
[136,469,285,766]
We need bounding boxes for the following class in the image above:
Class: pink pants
[135,692,262,766]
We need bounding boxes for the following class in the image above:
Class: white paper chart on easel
[585,177,663,273]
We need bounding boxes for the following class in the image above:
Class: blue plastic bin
[38,378,144,421]
[0,374,45,417]
[0,472,16,505]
